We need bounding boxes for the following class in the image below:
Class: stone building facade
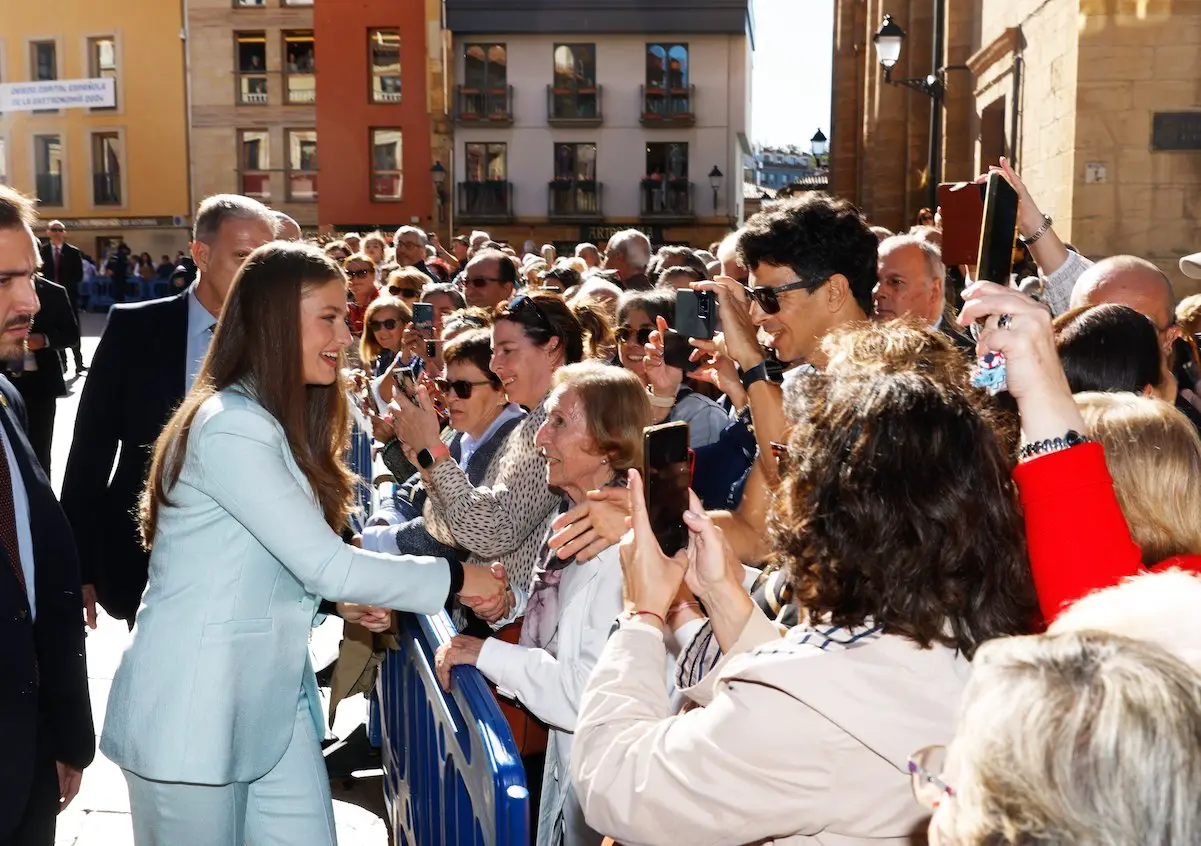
[831,0,1201,295]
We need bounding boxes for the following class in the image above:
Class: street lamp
[872,15,905,81]
[708,165,724,214]
[872,9,970,210]
[430,161,447,223]
[809,129,828,166]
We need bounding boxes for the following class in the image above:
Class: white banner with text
[0,79,116,111]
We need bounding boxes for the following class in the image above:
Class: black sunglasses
[435,377,494,399]
[49,227,65,233]
[388,285,420,298]
[615,326,654,345]
[747,278,822,314]
[467,276,503,288]
[345,267,375,280]
[368,318,400,332]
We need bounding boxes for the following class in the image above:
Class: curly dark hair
[770,370,1036,658]
[738,193,878,315]
[1054,304,1163,395]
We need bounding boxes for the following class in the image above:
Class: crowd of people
[3,147,1201,846]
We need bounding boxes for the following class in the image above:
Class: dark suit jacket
[939,317,976,353]
[39,242,85,299]
[0,377,94,839]
[12,277,80,400]
[61,292,188,622]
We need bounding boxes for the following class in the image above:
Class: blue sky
[751,0,833,148]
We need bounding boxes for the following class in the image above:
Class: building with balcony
[313,0,445,231]
[445,0,754,249]
[186,0,318,230]
[0,0,191,258]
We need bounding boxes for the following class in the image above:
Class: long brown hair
[140,242,355,547]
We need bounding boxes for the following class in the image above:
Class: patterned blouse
[423,397,559,593]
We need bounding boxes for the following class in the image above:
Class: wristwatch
[1020,214,1053,245]
[739,360,770,390]
[417,442,450,470]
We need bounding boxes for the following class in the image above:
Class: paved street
[49,312,389,846]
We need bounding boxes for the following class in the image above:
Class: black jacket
[11,277,80,400]
[0,377,94,839]
[38,242,85,295]
[60,292,188,621]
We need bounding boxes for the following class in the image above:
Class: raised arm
[959,281,1144,622]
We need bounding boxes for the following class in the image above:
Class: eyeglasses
[908,745,954,810]
[398,240,423,250]
[467,276,503,288]
[49,227,64,233]
[502,294,554,335]
[615,326,654,345]
[434,377,495,399]
[368,318,400,332]
[345,267,375,280]
[747,278,823,314]
[388,285,421,299]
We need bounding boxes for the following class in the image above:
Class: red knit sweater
[1013,442,1201,623]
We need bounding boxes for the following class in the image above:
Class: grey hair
[575,243,599,259]
[938,630,1201,846]
[878,234,945,284]
[192,194,275,245]
[393,225,428,248]
[606,229,652,271]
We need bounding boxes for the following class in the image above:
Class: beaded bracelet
[1017,430,1091,462]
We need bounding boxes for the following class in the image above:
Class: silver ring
[998,313,1013,330]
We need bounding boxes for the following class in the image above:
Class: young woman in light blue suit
[100,243,504,846]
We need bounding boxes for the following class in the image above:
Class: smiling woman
[103,241,506,846]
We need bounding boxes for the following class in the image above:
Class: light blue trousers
[122,696,337,846]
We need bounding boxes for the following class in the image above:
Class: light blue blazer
[100,388,452,785]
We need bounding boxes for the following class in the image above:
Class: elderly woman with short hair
[436,361,660,846]
[920,630,1201,845]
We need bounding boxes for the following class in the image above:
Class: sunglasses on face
[747,278,822,314]
[615,326,654,345]
[49,228,64,233]
[435,377,494,399]
[387,285,420,298]
[368,318,400,332]
[345,267,374,280]
[467,276,502,288]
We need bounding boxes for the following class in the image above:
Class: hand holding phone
[675,289,721,341]
[642,421,691,556]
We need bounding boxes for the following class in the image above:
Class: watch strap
[739,361,770,390]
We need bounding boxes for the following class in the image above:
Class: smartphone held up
[642,421,691,556]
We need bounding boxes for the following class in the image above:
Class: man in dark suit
[5,277,79,475]
[0,186,94,846]
[61,194,276,628]
[873,233,975,352]
[39,221,86,374]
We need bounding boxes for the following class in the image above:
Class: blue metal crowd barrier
[376,610,530,846]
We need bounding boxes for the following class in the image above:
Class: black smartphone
[976,172,1020,284]
[412,302,435,336]
[643,421,691,556]
[674,289,720,341]
[661,330,700,373]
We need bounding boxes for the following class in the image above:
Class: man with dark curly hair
[738,193,877,369]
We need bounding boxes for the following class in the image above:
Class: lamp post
[430,161,447,225]
[708,165,724,215]
[809,129,828,170]
[872,8,969,211]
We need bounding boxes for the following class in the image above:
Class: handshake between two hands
[335,560,513,634]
